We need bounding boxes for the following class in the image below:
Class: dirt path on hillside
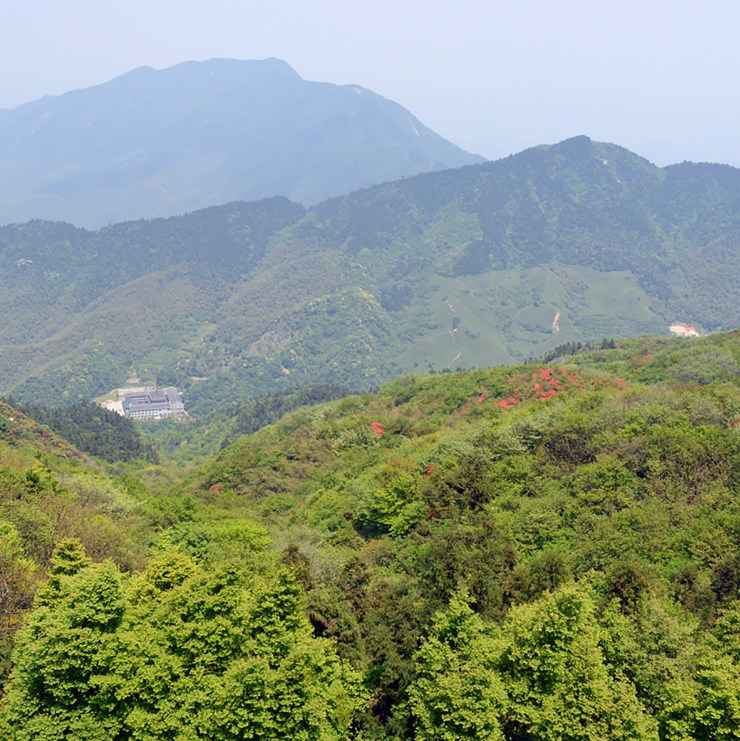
[447,351,462,370]
[446,298,460,341]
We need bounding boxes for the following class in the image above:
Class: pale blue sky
[2,0,738,166]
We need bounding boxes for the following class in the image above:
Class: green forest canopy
[2,330,740,737]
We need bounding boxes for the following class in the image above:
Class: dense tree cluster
[225,384,350,443]
[1,543,364,740]
[0,401,150,690]
[14,402,158,464]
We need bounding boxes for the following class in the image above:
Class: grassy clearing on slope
[398,264,664,371]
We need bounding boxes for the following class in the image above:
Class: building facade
[122,387,185,419]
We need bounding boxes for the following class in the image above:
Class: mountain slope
[0,58,482,227]
[3,137,740,412]
[0,396,155,685]
[5,333,740,737]
[177,331,740,738]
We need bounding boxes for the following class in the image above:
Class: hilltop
[0,58,482,227]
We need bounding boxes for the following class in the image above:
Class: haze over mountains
[0,58,482,228]
[5,48,740,739]
[4,135,740,414]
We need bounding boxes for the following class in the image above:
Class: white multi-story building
[122,387,184,419]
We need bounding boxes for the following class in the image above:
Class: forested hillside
[13,402,159,464]
[0,399,154,686]
[4,136,740,415]
[0,196,306,404]
[3,330,740,738]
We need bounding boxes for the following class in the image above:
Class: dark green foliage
[226,384,350,443]
[0,197,306,408]
[416,520,520,619]
[452,239,492,276]
[711,552,740,605]
[380,281,414,311]
[409,590,506,741]
[14,402,158,463]
[0,197,304,307]
[496,585,657,740]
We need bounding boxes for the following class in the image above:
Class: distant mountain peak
[0,59,481,227]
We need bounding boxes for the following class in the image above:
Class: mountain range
[0,58,482,228]
[3,59,740,734]
[3,135,740,413]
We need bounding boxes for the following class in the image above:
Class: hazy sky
[2,0,738,166]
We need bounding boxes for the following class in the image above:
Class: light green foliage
[126,548,197,605]
[160,515,272,565]
[1,559,124,739]
[410,590,506,741]
[498,584,657,740]
[666,345,740,386]
[0,403,151,694]
[188,334,740,737]
[1,544,365,741]
[357,458,424,536]
[209,517,271,558]
[0,520,37,597]
[34,538,92,606]
[691,654,740,740]
[7,333,740,737]
[599,596,740,741]
[411,586,660,740]
[47,538,94,576]
[715,601,740,663]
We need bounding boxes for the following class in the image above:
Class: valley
[3,4,740,736]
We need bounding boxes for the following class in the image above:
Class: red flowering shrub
[370,422,384,438]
